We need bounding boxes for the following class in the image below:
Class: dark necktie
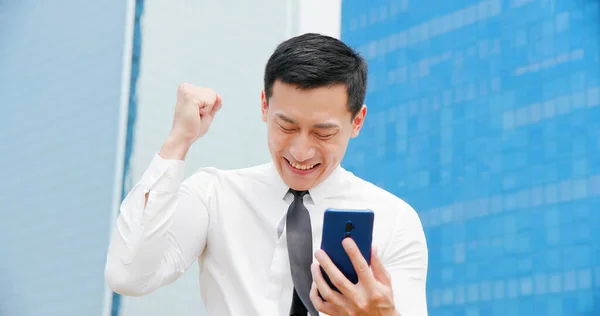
[286,189,318,316]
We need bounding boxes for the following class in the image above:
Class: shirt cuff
[138,153,185,193]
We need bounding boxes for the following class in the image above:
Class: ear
[351,104,367,137]
[261,90,268,123]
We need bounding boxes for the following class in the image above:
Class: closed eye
[279,125,296,133]
[315,133,336,140]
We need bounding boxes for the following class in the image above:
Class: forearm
[104,154,208,296]
[105,186,181,296]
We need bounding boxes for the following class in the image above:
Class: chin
[278,160,322,191]
[281,170,316,191]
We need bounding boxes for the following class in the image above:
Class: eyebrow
[275,113,340,129]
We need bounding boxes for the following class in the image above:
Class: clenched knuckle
[177,82,191,93]
[199,87,214,95]
[178,83,195,99]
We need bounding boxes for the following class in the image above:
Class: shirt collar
[267,162,346,205]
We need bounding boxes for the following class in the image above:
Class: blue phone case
[319,208,374,293]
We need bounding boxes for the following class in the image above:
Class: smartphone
[319,208,374,293]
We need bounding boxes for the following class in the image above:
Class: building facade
[341,0,600,314]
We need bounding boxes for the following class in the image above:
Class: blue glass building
[341,0,600,314]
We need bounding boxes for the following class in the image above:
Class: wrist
[159,135,193,160]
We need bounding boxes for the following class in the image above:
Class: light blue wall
[342,0,600,315]
[0,1,129,315]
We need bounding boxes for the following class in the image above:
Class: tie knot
[289,189,308,198]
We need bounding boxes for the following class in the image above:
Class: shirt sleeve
[104,153,211,296]
[385,205,429,316]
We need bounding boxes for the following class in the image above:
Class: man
[105,33,428,316]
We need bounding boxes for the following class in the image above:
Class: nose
[289,134,315,162]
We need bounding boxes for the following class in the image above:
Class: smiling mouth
[284,158,320,171]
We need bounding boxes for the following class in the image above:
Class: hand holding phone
[318,208,374,292]
[311,209,398,315]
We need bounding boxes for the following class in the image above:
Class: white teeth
[289,161,315,170]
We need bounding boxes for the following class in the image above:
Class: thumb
[210,94,223,116]
[199,94,222,117]
[199,95,222,128]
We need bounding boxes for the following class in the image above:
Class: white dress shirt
[105,154,428,316]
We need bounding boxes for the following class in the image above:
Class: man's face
[261,80,366,191]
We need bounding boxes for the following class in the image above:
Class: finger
[210,97,223,116]
[311,263,345,306]
[198,93,220,115]
[198,100,211,115]
[370,246,391,286]
[314,250,357,298]
[199,105,208,116]
[310,281,336,315]
[342,238,376,286]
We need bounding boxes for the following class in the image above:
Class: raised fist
[169,83,223,145]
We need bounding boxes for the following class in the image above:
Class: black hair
[263,33,368,118]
